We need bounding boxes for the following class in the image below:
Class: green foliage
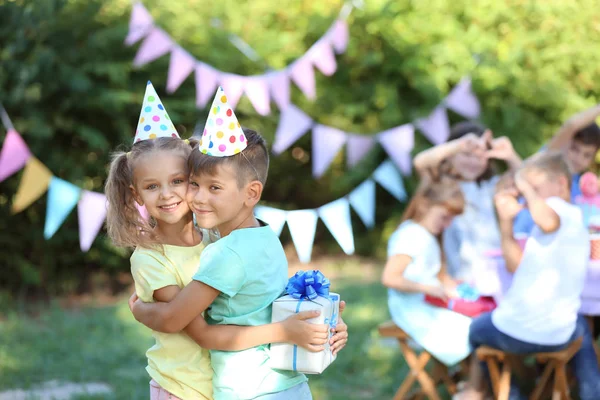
[1,0,600,296]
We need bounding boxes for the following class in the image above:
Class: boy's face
[565,140,597,175]
[130,152,191,226]
[186,164,249,233]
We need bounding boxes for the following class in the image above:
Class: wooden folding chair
[476,346,513,400]
[378,321,459,400]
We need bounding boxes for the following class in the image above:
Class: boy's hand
[514,171,536,199]
[494,188,524,221]
[282,311,329,352]
[330,300,348,355]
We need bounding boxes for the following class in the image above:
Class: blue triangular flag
[44,177,81,239]
[286,209,318,263]
[373,160,407,202]
[348,179,376,229]
[318,198,355,255]
[255,205,287,236]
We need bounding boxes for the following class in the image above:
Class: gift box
[425,283,496,317]
[270,270,340,374]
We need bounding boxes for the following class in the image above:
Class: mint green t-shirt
[193,224,307,400]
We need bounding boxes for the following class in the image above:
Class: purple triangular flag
[0,130,32,183]
[346,134,375,167]
[445,78,481,119]
[378,124,415,175]
[290,58,316,100]
[416,106,450,145]
[133,28,173,67]
[166,47,196,93]
[328,20,349,54]
[124,2,154,46]
[309,40,337,76]
[272,105,313,154]
[195,63,220,108]
[268,72,290,110]
[244,77,271,116]
[312,125,348,178]
[78,191,108,252]
[220,74,246,109]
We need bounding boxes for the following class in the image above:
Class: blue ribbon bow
[286,270,330,300]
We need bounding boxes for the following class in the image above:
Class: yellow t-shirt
[131,236,213,400]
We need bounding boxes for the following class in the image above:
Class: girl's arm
[131,280,218,333]
[547,104,600,151]
[381,254,448,299]
[145,286,329,352]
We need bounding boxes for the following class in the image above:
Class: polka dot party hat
[198,86,247,157]
[133,81,179,143]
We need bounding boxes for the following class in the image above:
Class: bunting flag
[0,130,31,183]
[44,177,82,239]
[12,157,53,214]
[125,2,350,115]
[0,126,109,251]
[286,209,319,263]
[78,191,108,252]
[256,160,405,263]
[271,77,480,176]
[318,198,354,255]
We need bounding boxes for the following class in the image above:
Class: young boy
[513,104,600,234]
[130,88,347,399]
[456,152,600,400]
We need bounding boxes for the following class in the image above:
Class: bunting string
[272,77,481,177]
[125,2,351,116]
[255,159,407,263]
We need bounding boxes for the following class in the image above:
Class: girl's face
[450,151,488,181]
[131,151,191,227]
[419,204,456,235]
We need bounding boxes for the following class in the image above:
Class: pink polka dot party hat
[133,81,179,143]
[198,86,247,157]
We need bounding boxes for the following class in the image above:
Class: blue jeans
[469,313,600,400]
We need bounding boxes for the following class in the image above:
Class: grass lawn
[0,258,439,399]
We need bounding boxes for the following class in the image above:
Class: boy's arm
[494,186,525,273]
[131,280,219,333]
[547,104,600,151]
[515,173,560,234]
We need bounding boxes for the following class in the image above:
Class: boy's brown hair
[573,123,600,150]
[521,151,572,189]
[188,128,269,187]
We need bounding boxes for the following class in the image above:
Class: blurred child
[413,122,521,284]
[129,88,347,400]
[456,152,600,400]
[106,83,338,400]
[514,104,600,234]
[381,178,472,366]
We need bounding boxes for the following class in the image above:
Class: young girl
[413,122,521,286]
[381,178,472,366]
[105,83,336,400]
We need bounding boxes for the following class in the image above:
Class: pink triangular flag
[378,124,415,175]
[220,74,246,109]
[346,134,375,167]
[124,2,154,46]
[272,105,313,154]
[268,72,291,110]
[445,78,481,119]
[290,58,316,100]
[244,77,271,116]
[133,28,173,67]
[0,130,32,183]
[312,125,348,178]
[195,63,220,108]
[77,191,107,252]
[309,40,337,76]
[416,106,450,145]
[328,20,349,54]
[166,47,196,93]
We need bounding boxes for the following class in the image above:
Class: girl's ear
[245,180,263,207]
[130,185,143,206]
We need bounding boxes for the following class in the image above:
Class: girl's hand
[128,292,139,313]
[458,133,487,158]
[426,286,450,301]
[486,137,516,161]
[282,311,329,352]
[330,300,348,355]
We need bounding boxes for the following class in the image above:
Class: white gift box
[270,292,340,374]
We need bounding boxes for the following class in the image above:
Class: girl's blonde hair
[401,177,465,224]
[105,137,198,249]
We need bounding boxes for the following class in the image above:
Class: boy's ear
[129,185,143,206]
[245,181,263,207]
